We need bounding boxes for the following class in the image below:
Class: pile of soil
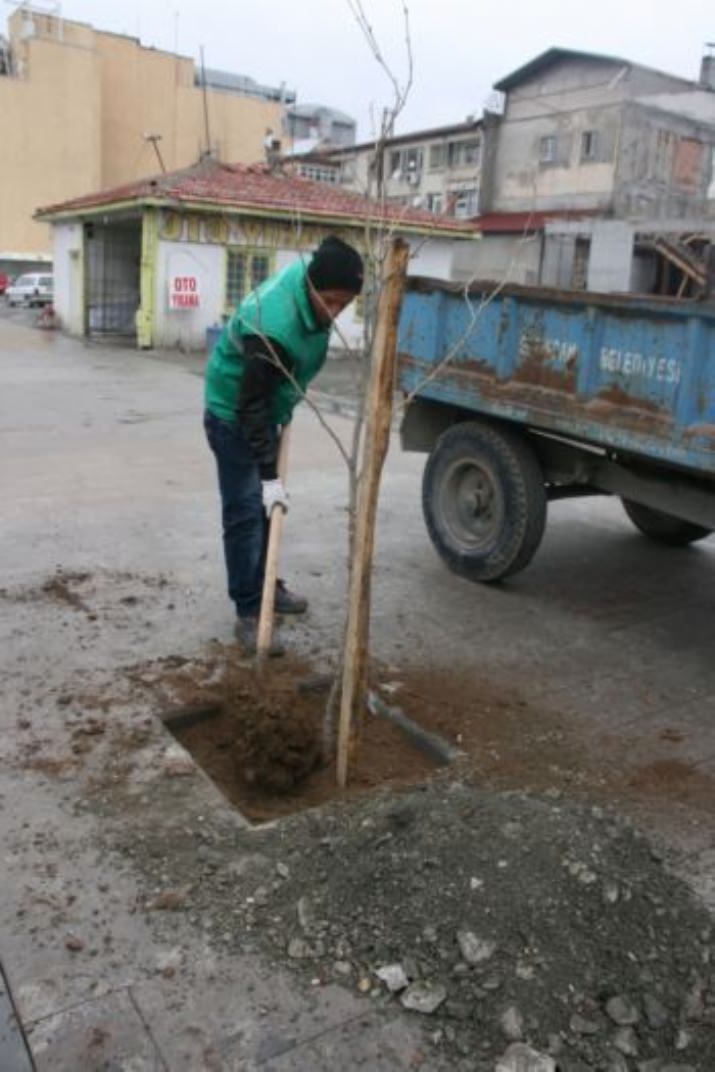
[223,671,323,792]
[116,782,714,1072]
[244,787,715,1070]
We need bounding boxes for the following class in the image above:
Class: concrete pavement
[1,314,714,1069]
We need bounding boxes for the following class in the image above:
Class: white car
[6,272,54,307]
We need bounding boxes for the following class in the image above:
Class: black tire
[422,420,547,583]
[621,499,712,547]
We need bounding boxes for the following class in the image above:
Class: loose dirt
[0,566,170,615]
[135,651,581,823]
[145,654,715,833]
[0,567,93,612]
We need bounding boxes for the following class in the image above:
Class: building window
[299,163,339,183]
[448,139,481,167]
[581,130,599,162]
[426,192,443,214]
[429,144,446,170]
[539,135,557,164]
[453,187,479,218]
[226,249,272,310]
[391,147,423,177]
[404,147,423,174]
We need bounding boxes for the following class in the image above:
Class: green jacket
[204,258,330,426]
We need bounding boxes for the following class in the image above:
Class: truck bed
[397,278,715,479]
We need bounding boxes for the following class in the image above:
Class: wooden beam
[336,237,410,788]
[653,237,706,286]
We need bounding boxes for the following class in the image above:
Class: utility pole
[200,46,212,160]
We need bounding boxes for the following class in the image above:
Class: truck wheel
[422,421,547,582]
[621,499,712,546]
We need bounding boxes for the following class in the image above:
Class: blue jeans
[204,410,270,617]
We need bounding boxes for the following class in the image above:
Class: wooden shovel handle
[256,425,292,660]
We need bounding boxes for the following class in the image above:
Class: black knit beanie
[307,236,364,294]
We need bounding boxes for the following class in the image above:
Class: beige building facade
[0,7,286,260]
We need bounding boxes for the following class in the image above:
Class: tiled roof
[36,158,475,235]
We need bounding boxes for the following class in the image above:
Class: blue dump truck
[397,278,715,582]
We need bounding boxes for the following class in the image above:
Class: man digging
[204,236,364,654]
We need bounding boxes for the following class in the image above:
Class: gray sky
[43,0,715,139]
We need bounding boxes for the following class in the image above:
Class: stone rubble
[104,780,715,1070]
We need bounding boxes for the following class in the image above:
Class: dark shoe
[234,616,285,657]
[274,580,308,615]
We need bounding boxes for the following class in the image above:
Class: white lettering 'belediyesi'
[599,347,682,386]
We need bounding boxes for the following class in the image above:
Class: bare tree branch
[345,0,413,117]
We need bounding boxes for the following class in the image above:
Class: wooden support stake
[336,238,410,788]
[256,424,292,661]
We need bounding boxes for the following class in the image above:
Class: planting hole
[160,659,440,823]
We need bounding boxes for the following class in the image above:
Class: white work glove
[262,478,289,517]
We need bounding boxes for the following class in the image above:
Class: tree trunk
[336,237,410,788]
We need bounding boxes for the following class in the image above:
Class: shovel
[256,425,292,661]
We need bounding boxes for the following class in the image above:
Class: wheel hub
[441,460,503,550]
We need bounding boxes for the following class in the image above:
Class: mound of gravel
[224,784,713,1070]
[124,782,714,1070]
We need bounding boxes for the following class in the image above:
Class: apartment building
[291,118,484,219]
[478,48,715,292]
